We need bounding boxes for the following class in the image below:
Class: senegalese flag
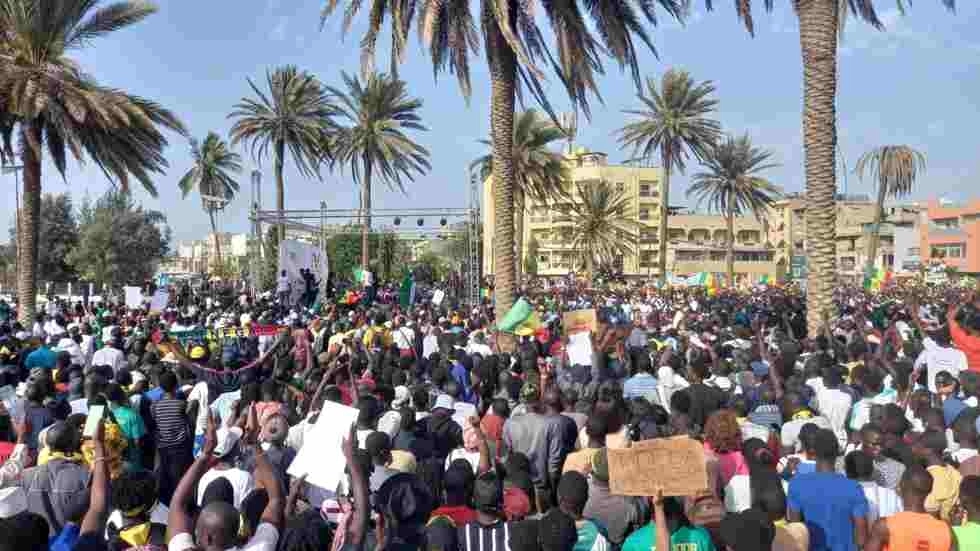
[353,267,365,284]
[399,272,414,308]
[863,267,892,292]
[759,274,774,286]
[497,298,540,335]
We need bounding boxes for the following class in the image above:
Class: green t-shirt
[953,521,980,550]
[621,523,715,551]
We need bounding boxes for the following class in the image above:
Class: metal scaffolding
[248,178,481,306]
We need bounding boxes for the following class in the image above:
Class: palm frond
[854,144,926,199]
[563,180,640,269]
[687,133,781,220]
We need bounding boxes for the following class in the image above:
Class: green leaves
[688,133,781,219]
[854,145,926,199]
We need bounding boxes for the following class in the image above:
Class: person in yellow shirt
[914,430,961,522]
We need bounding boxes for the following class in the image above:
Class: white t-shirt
[422,335,439,359]
[92,346,127,375]
[187,381,210,436]
[915,344,968,392]
[169,522,279,551]
[780,416,832,451]
[392,327,416,350]
[814,387,853,445]
[859,480,902,524]
[197,467,255,509]
[276,275,290,293]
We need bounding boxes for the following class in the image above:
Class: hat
[388,450,418,474]
[213,426,243,457]
[502,486,532,521]
[130,371,147,387]
[720,508,775,551]
[590,448,609,481]
[189,346,207,360]
[432,394,454,412]
[520,383,540,403]
[0,487,27,518]
[751,361,770,378]
[473,472,503,513]
[392,385,410,409]
[377,410,402,439]
[944,397,968,428]
[374,473,433,525]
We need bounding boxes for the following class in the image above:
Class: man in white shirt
[92,337,127,376]
[196,427,254,508]
[914,327,968,392]
[392,317,416,354]
[276,270,291,306]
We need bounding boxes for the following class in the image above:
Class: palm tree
[328,72,430,269]
[854,145,925,276]
[228,66,336,242]
[179,133,243,269]
[322,0,686,334]
[0,0,186,323]
[617,69,722,286]
[563,181,640,276]
[471,110,569,280]
[701,0,953,334]
[688,134,781,286]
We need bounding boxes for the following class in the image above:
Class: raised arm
[469,416,491,475]
[651,489,669,551]
[167,412,218,542]
[344,422,369,546]
[246,405,285,530]
[80,421,109,536]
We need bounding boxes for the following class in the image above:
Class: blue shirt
[450,362,476,404]
[787,471,868,551]
[623,373,659,403]
[24,346,56,369]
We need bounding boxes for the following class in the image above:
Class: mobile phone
[83,405,105,438]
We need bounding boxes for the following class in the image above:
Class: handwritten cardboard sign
[287,400,360,492]
[563,309,597,335]
[608,436,708,497]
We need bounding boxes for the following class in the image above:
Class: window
[640,228,658,243]
[639,181,658,197]
[640,251,655,267]
[639,208,650,221]
[931,243,965,259]
[934,217,959,229]
[840,257,856,271]
[908,247,920,256]
[882,254,894,268]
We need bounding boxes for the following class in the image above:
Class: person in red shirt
[950,304,980,372]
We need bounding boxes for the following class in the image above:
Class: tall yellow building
[482,148,780,282]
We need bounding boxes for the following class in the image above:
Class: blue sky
[3,0,979,242]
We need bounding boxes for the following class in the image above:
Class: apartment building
[919,198,980,274]
[482,148,780,282]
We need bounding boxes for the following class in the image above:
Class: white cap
[432,394,454,412]
[213,426,243,457]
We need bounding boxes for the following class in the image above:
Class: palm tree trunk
[798,0,839,336]
[865,180,888,276]
[275,139,286,243]
[486,16,518,349]
[17,122,42,324]
[209,208,222,271]
[361,156,373,269]
[726,193,735,287]
[658,154,672,286]
[515,187,524,283]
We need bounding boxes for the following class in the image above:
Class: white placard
[278,239,330,305]
[124,286,143,309]
[566,331,594,367]
[431,289,445,306]
[287,401,360,492]
[149,289,168,313]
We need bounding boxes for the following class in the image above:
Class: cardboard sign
[124,286,143,309]
[287,400,360,492]
[563,309,597,335]
[149,289,169,314]
[608,437,708,497]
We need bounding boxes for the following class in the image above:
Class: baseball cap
[213,426,243,457]
[374,473,434,525]
[473,472,503,513]
[720,508,775,551]
[388,450,417,474]
[432,394,454,412]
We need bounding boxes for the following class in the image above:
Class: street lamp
[2,164,23,290]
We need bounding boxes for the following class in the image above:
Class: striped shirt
[459,521,511,551]
[622,373,659,403]
[151,397,189,448]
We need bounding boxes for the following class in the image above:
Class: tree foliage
[68,192,170,289]
[7,194,79,283]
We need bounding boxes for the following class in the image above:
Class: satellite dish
[417,218,424,226]
[440,218,447,226]
[394,216,401,226]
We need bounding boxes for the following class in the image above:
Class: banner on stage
[278,239,329,305]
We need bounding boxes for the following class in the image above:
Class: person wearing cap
[424,394,465,462]
[92,332,127,377]
[197,423,254,509]
[786,428,869,551]
[459,471,513,551]
[864,465,954,551]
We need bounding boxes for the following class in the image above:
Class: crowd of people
[0,275,979,551]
